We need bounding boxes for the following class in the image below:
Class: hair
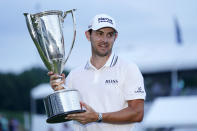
[88,29,92,35]
[88,28,117,35]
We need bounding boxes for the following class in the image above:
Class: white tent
[118,43,197,73]
[31,83,53,100]
[119,43,197,90]
[30,83,52,114]
[143,96,197,129]
[30,84,73,131]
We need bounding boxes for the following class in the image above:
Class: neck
[91,53,111,69]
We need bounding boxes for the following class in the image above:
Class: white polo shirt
[65,53,146,131]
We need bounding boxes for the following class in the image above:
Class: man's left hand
[66,102,99,125]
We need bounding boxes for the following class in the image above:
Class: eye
[99,32,103,36]
[107,32,114,38]
[96,31,103,36]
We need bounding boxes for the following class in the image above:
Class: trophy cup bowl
[24,9,85,123]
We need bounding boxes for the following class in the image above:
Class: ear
[85,31,91,41]
[114,32,118,41]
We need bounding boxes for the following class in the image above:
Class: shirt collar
[84,53,118,70]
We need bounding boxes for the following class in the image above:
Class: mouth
[98,43,108,49]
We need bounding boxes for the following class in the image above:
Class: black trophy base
[46,109,86,123]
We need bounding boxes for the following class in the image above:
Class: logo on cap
[98,17,113,25]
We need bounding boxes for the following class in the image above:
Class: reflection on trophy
[24,9,85,123]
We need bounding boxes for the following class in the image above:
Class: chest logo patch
[105,79,118,84]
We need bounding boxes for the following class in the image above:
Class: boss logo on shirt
[135,87,144,93]
[105,79,118,84]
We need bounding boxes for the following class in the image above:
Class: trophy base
[46,109,85,123]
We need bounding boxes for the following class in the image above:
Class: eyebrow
[95,30,102,32]
[95,30,115,34]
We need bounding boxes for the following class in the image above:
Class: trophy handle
[63,9,77,64]
[24,13,39,45]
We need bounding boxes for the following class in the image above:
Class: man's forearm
[66,100,144,125]
[101,100,144,124]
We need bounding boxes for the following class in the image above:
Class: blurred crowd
[0,114,19,131]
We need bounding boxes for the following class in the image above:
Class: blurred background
[0,0,197,131]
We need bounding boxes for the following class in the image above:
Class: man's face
[86,27,118,57]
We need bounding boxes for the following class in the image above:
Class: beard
[91,43,113,57]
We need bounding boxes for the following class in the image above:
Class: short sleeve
[123,63,146,100]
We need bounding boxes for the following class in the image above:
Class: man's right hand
[48,71,65,91]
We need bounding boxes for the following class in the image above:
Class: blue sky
[0,0,196,73]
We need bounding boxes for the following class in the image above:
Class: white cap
[88,14,117,32]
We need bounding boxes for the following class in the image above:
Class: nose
[101,35,108,43]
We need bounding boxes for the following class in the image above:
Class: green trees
[0,67,69,112]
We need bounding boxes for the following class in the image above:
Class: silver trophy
[24,9,85,123]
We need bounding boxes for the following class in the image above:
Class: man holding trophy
[49,13,146,131]
[24,9,146,130]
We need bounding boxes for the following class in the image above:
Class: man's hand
[48,71,65,91]
[66,102,99,125]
